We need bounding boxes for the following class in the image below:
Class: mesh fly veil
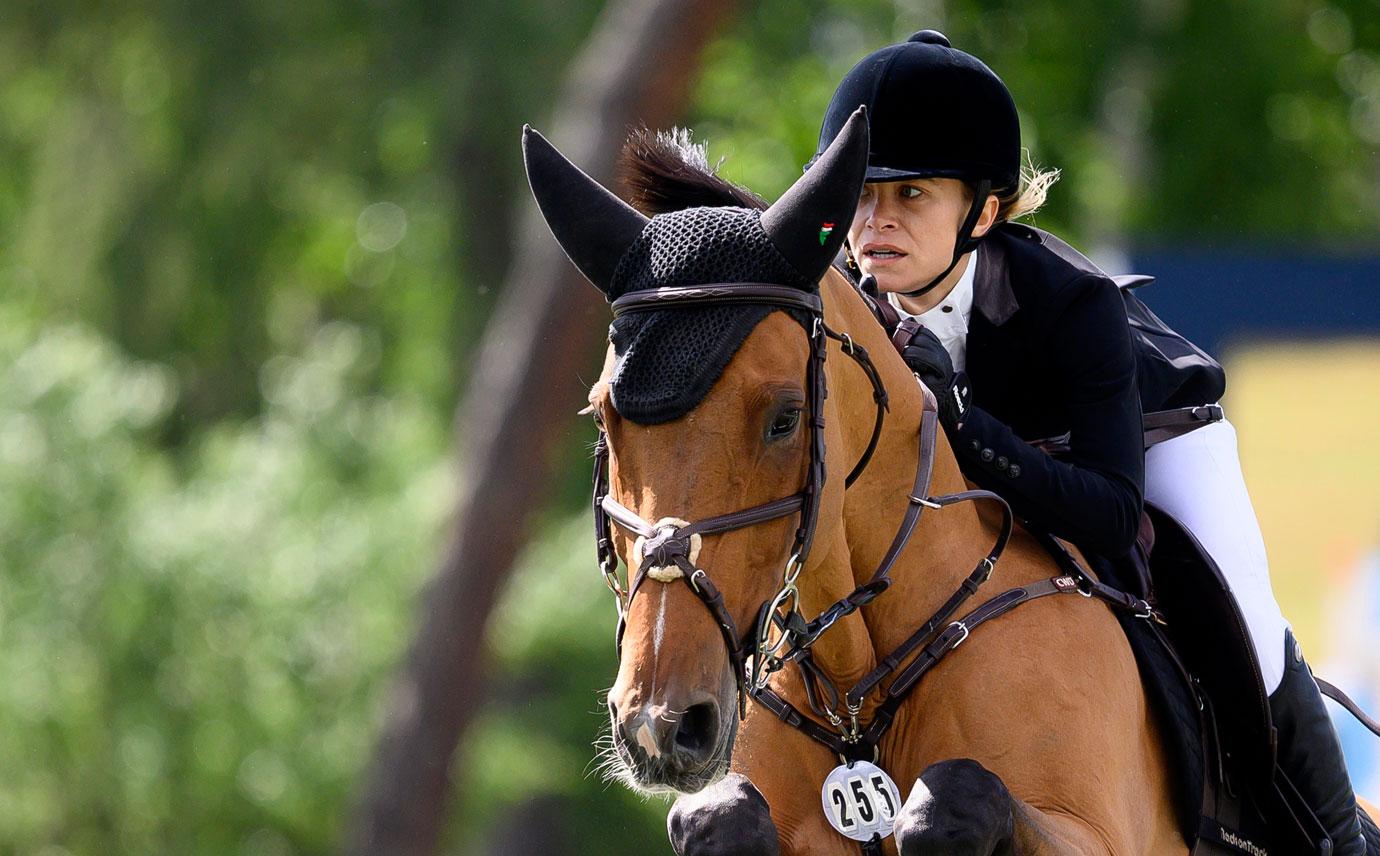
[607,207,814,424]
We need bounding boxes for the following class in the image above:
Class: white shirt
[886,248,979,372]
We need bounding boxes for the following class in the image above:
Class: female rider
[811,29,1366,854]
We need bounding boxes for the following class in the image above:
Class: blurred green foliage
[690,0,1380,244]
[0,308,452,854]
[0,0,1376,853]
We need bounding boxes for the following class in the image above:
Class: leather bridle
[593,283,880,718]
[591,280,1015,735]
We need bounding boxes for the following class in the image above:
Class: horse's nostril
[674,701,718,757]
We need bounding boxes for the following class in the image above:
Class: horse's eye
[767,408,801,440]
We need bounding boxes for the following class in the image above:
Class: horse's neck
[800,272,988,685]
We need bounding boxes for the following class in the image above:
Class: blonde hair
[993,150,1060,223]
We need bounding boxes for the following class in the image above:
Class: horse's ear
[760,106,869,287]
[522,125,649,294]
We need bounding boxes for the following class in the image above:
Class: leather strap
[821,325,890,487]
[601,493,807,541]
[611,283,822,317]
[857,273,902,334]
[1317,678,1380,738]
[752,683,853,758]
[994,404,1227,459]
[1143,404,1224,447]
[747,481,1016,763]
[756,523,1165,766]
[795,410,945,649]
[890,316,921,355]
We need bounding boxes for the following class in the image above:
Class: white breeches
[1144,417,1290,694]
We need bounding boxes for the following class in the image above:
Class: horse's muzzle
[610,696,735,793]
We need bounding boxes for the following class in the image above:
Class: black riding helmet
[811,30,1021,297]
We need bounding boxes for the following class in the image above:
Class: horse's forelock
[620,127,767,216]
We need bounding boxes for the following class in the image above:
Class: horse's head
[523,110,868,793]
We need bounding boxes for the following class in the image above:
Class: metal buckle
[909,495,943,510]
[946,620,971,649]
[1134,599,1168,625]
[689,568,708,594]
[978,556,994,583]
[838,331,856,355]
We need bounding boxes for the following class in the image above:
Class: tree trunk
[345,0,739,853]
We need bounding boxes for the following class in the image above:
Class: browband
[611,283,823,317]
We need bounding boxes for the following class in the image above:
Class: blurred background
[1,1,1377,854]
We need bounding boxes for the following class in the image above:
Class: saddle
[1088,505,1316,855]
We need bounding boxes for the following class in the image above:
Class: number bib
[820,760,901,842]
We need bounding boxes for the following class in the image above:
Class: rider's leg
[1273,628,1368,854]
[1144,418,1288,690]
[1145,417,1364,855]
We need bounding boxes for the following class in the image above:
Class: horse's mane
[620,128,767,215]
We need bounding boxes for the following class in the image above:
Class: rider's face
[847,178,985,295]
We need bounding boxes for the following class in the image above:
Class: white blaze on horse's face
[597,314,813,793]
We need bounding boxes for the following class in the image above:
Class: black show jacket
[950,223,1165,557]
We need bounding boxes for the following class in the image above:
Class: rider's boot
[1269,629,1365,856]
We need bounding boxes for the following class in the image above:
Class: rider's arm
[951,275,1145,557]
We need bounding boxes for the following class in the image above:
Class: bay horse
[521,110,1376,854]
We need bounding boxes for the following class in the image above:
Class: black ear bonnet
[606,208,814,424]
[522,107,869,425]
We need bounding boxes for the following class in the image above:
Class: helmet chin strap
[900,179,992,299]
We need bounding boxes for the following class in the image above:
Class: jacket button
[980,448,994,462]
[996,456,1009,471]
[1008,464,1021,478]
[970,439,980,452]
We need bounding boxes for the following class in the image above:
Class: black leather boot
[1269,629,1365,856]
